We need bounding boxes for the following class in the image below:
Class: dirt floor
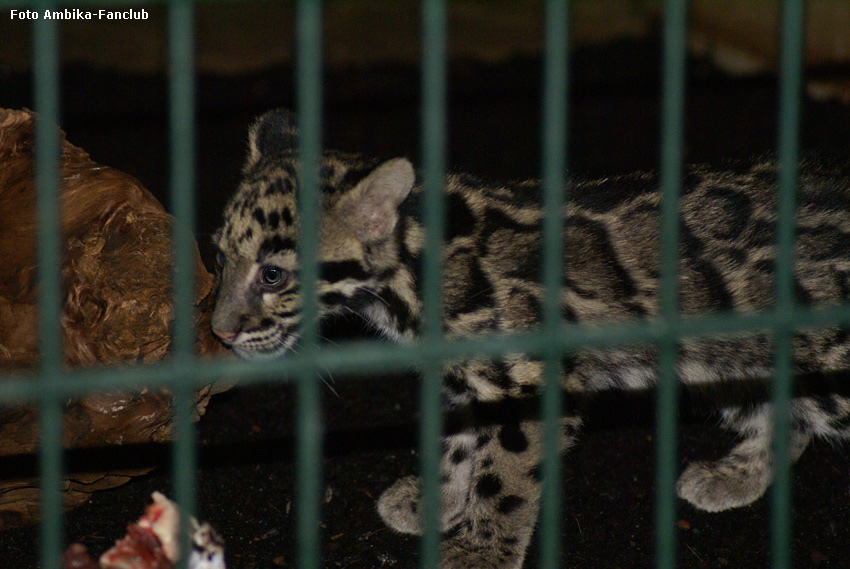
[2,38,850,568]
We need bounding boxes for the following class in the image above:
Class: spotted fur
[212,110,850,568]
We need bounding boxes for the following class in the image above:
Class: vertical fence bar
[32,4,64,568]
[539,1,568,568]
[420,0,447,567]
[169,0,197,359]
[167,0,198,566]
[295,2,323,569]
[772,1,804,568]
[656,1,688,568]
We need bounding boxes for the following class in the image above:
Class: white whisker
[289,338,342,398]
[362,287,391,307]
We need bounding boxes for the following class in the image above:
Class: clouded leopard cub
[212,109,850,569]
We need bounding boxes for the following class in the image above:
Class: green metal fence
[0,0,837,568]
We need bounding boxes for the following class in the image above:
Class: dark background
[2,5,850,568]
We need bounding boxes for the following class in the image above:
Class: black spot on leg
[527,463,541,481]
[498,423,529,453]
[496,495,525,515]
[267,210,281,230]
[252,208,267,225]
[281,206,294,225]
[475,474,502,498]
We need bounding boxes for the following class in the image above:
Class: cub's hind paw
[676,458,770,512]
[377,475,423,535]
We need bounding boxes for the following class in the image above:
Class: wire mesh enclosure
[2,1,848,568]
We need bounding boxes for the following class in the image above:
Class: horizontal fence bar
[3,304,850,402]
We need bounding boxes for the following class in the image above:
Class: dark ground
[3,38,850,568]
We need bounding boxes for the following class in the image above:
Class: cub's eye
[260,265,286,287]
[217,250,226,266]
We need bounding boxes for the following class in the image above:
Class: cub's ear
[245,109,298,171]
[339,158,416,243]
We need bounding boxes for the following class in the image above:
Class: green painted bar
[540,2,569,569]
[168,1,197,362]
[171,382,198,569]
[419,1,447,567]
[656,1,688,567]
[295,2,324,569]
[32,4,65,569]
[772,1,805,568]
[37,398,64,569]
[166,1,199,567]
[4,302,850,405]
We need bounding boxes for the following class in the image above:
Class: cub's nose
[212,327,237,343]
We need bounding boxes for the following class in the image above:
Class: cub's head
[211,109,416,359]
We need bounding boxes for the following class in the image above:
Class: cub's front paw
[377,473,470,536]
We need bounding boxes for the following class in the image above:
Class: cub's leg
[377,431,478,534]
[378,415,581,569]
[439,420,543,569]
[676,402,812,512]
